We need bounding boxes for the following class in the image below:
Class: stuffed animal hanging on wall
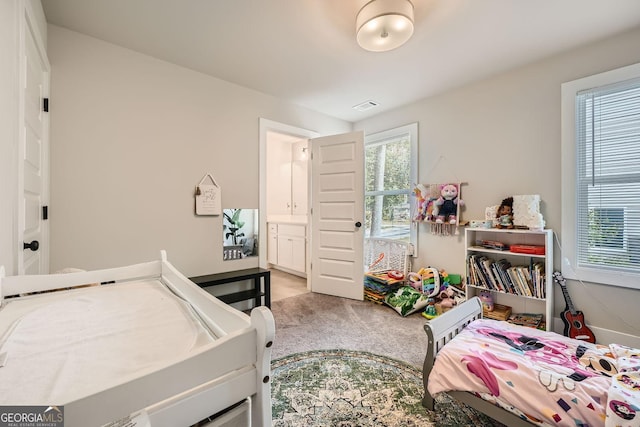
[432,183,464,224]
[413,184,440,222]
[413,182,465,235]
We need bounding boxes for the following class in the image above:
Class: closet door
[18,3,50,275]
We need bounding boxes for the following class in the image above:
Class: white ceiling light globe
[356,0,415,52]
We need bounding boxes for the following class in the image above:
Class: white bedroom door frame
[309,131,364,300]
[17,1,50,275]
[259,119,318,292]
[259,121,364,299]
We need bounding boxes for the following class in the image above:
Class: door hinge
[42,205,48,220]
[43,98,49,112]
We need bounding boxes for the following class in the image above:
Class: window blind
[575,77,640,276]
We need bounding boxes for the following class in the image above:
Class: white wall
[355,26,640,339]
[47,25,351,276]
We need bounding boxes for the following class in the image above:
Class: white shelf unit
[465,228,553,330]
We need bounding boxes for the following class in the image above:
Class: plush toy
[495,197,514,229]
[438,287,457,309]
[413,185,429,221]
[479,291,494,312]
[432,183,464,224]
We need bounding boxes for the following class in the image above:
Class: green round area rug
[271,349,503,427]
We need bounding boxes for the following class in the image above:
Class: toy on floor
[407,267,440,297]
[422,298,438,319]
[408,267,465,319]
[387,270,405,280]
[438,287,457,309]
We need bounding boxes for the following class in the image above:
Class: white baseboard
[552,317,640,348]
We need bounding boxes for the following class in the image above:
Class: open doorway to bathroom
[259,119,318,300]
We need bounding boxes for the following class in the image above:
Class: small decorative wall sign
[195,173,221,216]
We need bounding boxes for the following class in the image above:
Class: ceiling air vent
[352,100,379,112]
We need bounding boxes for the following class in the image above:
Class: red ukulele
[553,271,596,343]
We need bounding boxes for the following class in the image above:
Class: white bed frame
[422,297,534,427]
[0,251,275,427]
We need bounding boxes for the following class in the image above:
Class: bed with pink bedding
[422,297,640,427]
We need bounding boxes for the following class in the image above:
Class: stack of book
[364,271,405,304]
[467,255,546,298]
[507,313,543,329]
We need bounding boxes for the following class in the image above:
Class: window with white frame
[364,123,418,248]
[561,63,640,289]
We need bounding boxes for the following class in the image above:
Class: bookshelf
[465,228,553,330]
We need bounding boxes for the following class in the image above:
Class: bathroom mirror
[223,208,258,260]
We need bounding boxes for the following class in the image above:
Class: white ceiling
[41,0,640,122]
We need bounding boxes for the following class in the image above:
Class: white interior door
[18,6,50,275]
[310,131,364,300]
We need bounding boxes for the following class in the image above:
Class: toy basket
[364,238,412,275]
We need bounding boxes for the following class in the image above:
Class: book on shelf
[466,254,545,299]
[512,266,533,297]
[482,257,503,292]
[468,255,489,289]
[494,258,515,294]
[531,262,545,298]
[506,267,525,296]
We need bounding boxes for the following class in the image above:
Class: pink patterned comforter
[427,319,640,427]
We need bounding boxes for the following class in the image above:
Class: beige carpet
[270,291,428,368]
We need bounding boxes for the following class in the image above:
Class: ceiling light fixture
[356,0,414,52]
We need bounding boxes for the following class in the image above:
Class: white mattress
[0,280,216,405]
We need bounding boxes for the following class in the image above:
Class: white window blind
[575,77,640,279]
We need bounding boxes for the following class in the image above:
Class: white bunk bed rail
[0,251,275,427]
[0,260,162,302]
